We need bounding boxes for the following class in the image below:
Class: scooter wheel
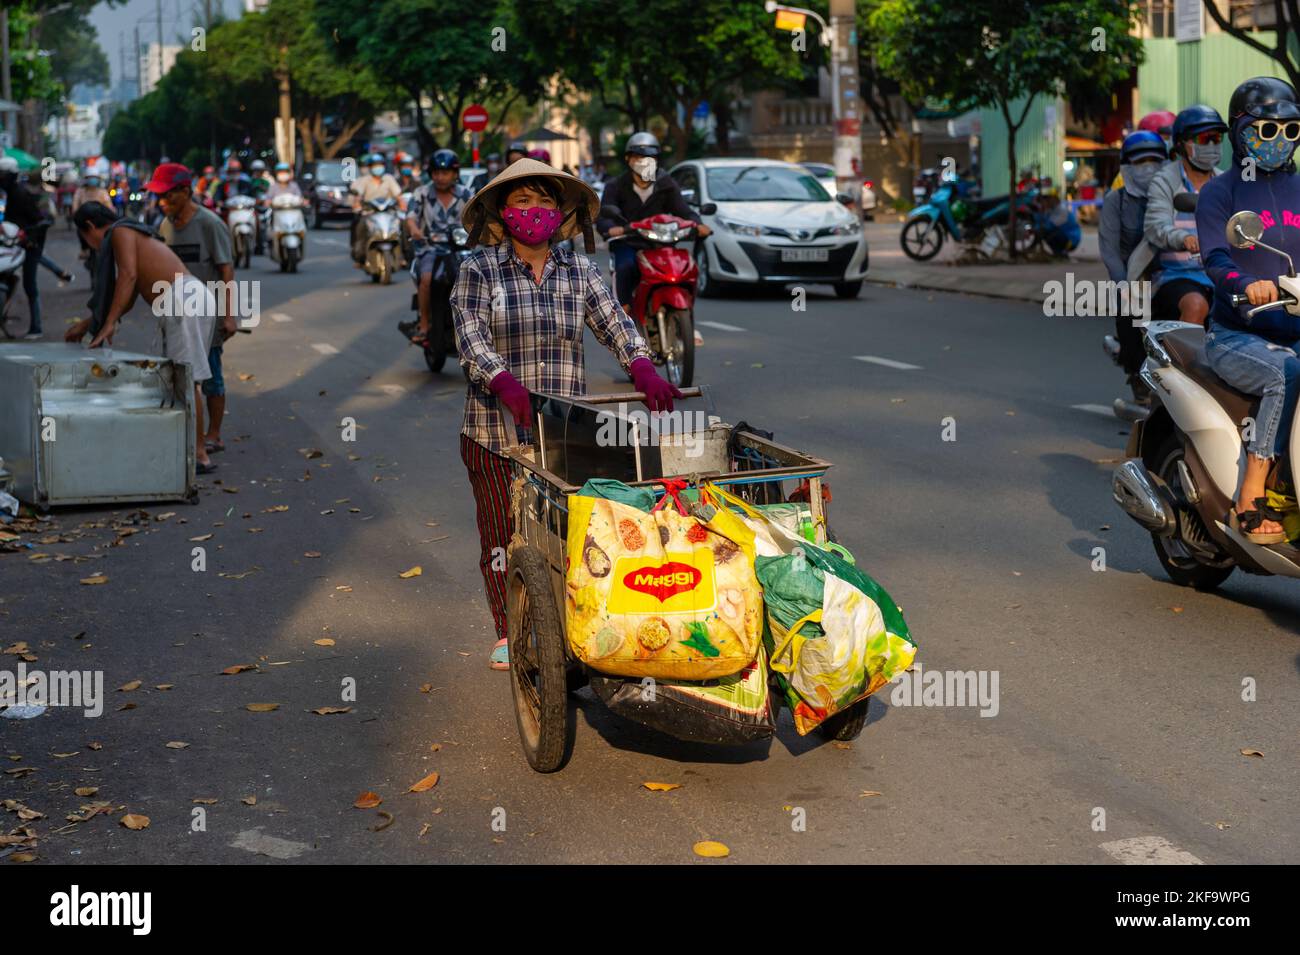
[901,218,944,261]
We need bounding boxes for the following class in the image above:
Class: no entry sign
[462,104,489,132]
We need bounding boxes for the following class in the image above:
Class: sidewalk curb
[864,274,1047,305]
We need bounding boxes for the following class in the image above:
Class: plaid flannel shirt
[451,242,651,452]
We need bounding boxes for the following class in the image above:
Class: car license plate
[781,248,829,263]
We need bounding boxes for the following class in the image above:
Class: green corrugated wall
[1138,32,1293,116]
[979,94,1064,196]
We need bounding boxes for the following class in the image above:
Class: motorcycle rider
[1100,129,1168,389]
[349,153,402,265]
[595,131,710,341]
[248,160,272,253]
[469,153,503,192]
[403,149,473,346]
[505,141,528,166]
[264,161,303,202]
[214,158,254,208]
[1197,76,1300,544]
[395,152,422,193]
[1138,105,1227,327]
[0,156,51,339]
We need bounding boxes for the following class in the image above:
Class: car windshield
[707,165,830,202]
[802,163,834,179]
[314,161,349,186]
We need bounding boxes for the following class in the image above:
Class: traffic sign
[462,104,489,132]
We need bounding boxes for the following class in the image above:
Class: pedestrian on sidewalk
[147,162,238,457]
[451,158,681,669]
[64,201,220,474]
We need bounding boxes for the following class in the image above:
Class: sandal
[205,439,225,454]
[1231,497,1287,545]
[488,638,509,670]
[196,460,218,475]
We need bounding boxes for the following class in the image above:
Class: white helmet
[0,157,19,175]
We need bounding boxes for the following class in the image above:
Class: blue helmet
[1121,130,1167,164]
[1172,105,1227,143]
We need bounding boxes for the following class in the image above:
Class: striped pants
[460,434,514,640]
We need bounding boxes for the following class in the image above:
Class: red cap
[145,162,193,194]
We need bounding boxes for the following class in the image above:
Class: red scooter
[602,208,706,387]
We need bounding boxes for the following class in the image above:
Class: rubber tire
[507,546,571,773]
[834,280,863,299]
[817,699,869,741]
[1147,434,1235,591]
[380,249,395,285]
[664,308,694,388]
[424,297,449,373]
[695,245,727,298]
[423,344,447,373]
[308,204,320,230]
[900,218,944,261]
[288,250,299,274]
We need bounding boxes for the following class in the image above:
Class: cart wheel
[818,699,869,741]
[507,546,571,772]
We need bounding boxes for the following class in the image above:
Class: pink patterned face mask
[500,205,564,244]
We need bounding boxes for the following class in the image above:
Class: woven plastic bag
[565,480,764,680]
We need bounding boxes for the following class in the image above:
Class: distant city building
[44,102,104,159]
[139,43,182,96]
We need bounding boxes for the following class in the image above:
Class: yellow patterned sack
[565,483,763,680]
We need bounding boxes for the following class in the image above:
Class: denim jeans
[1205,325,1300,459]
[612,243,639,305]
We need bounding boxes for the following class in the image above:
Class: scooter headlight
[452,227,469,246]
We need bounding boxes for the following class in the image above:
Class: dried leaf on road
[335,585,353,593]
[117,680,142,692]
[155,684,174,691]
[419,683,433,693]
[642,782,681,792]
[188,534,213,542]
[304,551,322,558]
[221,664,257,675]
[399,566,422,579]
[309,706,351,715]
[245,703,279,713]
[74,787,98,797]
[263,505,289,513]
[79,574,109,585]
[407,772,439,793]
[192,798,217,805]
[354,792,382,809]
[859,791,883,798]
[241,796,257,806]
[313,638,335,646]
[693,840,730,858]
[832,741,852,750]
[238,373,254,381]
[164,741,189,749]
[120,813,150,830]
[370,810,394,832]
[87,742,102,751]
[419,823,430,837]
[299,448,323,460]
[1240,748,1264,758]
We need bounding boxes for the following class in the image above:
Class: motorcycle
[900,178,1039,261]
[397,191,414,267]
[402,227,472,377]
[1112,202,1300,591]
[601,206,702,387]
[0,219,27,339]
[358,197,401,284]
[225,195,257,269]
[267,193,307,273]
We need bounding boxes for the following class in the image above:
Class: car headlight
[717,216,764,238]
[828,218,861,236]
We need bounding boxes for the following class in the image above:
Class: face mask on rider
[276,172,291,183]
[500,205,564,245]
[630,157,657,182]
[1239,119,1298,173]
[1186,142,1222,171]
[1123,161,1160,192]
[370,165,385,178]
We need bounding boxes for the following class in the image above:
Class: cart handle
[541,388,703,405]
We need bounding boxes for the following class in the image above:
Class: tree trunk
[1000,98,1019,261]
[321,118,366,160]
[296,117,315,163]
[714,96,732,155]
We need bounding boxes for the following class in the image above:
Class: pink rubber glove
[489,370,532,426]
[630,357,682,413]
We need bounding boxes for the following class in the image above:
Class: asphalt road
[2,226,1296,865]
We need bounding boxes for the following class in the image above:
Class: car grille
[738,241,858,278]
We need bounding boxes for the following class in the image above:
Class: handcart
[501,389,869,772]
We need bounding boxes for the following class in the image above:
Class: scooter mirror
[1172,192,1198,214]
[599,204,624,222]
[1227,210,1265,248]
[699,202,717,215]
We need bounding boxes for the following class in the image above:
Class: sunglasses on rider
[1252,120,1300,142]
[1190,130,1223,145]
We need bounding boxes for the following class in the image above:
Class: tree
[1202,1,1300,92]
[211,0,395,162]
[870,0,1144,257]
[513,0,801,160]
[316,0,544,157]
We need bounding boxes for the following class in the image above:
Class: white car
[670,158,869,298]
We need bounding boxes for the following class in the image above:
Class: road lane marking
[311,343,339,355]
[854,355,922,371]
[1072,403,1114,417]
[698,320,747,332]
[315,237,346,247]
[1099,836,1205,865]
[270,312,292,323]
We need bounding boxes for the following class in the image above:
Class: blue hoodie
[1198,120,1300,342]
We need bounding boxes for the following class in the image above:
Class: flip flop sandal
[196,461,218,475]
[488,638,510,670]
[205,440,225,454]
[1231,498,1287,545]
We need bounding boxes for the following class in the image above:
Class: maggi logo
[623,562,701,602]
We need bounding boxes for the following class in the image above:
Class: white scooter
[268,193,307,273]
[359,196,401,284]
[225,195,257,269]
[1113,197,1300,588]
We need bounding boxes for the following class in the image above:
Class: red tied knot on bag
[651,478,690,516]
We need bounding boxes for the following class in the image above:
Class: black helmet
[430,148,460,172]
[1229,76,1300,125]
[625,131,661,157]
[1172,104,1227,143]
[506,141,528,158]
